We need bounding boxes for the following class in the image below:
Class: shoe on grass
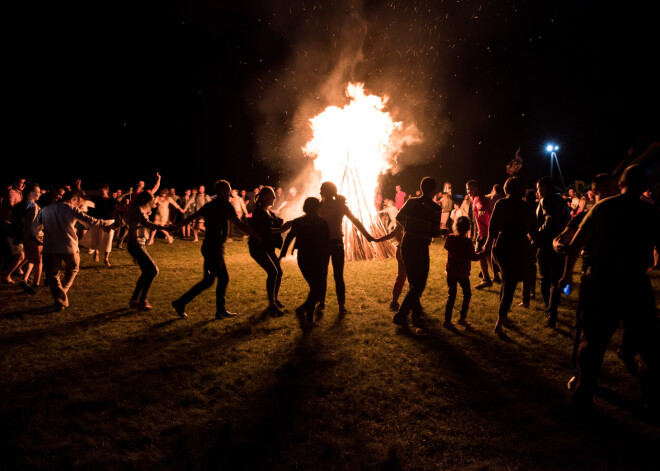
[475,280,493,290]
[138,300,153,311]
[19,280,36,295]
[171,300,187,318]
[215,310,236,319]
[268,304,285,317]
[392,312,409,327]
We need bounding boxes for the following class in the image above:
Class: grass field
[1,237,659,470]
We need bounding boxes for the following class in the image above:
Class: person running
[391,177,442,331]
[443,216,483,328]
[374,222,405,311]
[124,191,172,311]
[38,190,114,311]
[481,177,536,334]
[318,181,375,316]
[279,197,330,330]
[247,186,292,316]
[560,165,660,414]
[172,180,261,319]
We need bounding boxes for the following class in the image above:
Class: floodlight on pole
[545,143,565,188]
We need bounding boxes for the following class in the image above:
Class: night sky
[8,0,659,195]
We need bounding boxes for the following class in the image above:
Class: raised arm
[150,172,161,194]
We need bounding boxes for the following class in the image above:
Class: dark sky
[7,0,659,194]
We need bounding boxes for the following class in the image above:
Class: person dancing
[172,180,261,319]
[279,197,330,330]
[125,191,172,310]
[391,177,442,331]
[247,186,292,316]
[18,182,44,294]
[318,181,375,316]
[480,177,536,334]
[147,189,183,245]
[374,222,406,311]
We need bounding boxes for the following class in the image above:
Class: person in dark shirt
[172,180,260,319]
[391,177,442,332]
[553,173,619,386]
[279,197,330,330]
[536,176,571,328]
[481,177,536,334]
[248,186,293,316]
[86,183,118,266]
[443,216,483,328]
[560,165,660,413]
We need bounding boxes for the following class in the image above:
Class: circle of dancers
[1,165,659,416]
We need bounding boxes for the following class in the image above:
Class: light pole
[546,144,566,188]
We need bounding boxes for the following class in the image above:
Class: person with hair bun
[279,196,330,330]
[318,181,375,316]
[173,180,261,319]
[481,176,536,334]
[247,186,292,316]
[124,190,172,311]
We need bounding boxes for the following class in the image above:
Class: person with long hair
[247,186,292,316]
[125,191,172,310]
[480,177,536,333]
[279,197,330,330]
[318,181,375,315]
[172,180,260,319]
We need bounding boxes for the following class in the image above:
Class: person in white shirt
[38,190,114,311]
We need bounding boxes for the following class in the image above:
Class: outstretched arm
[344,207,374,241]
[279,229,296,259]
[229,214,261,244]
[374,223,402,242]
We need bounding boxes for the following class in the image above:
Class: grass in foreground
[1,237,659,470]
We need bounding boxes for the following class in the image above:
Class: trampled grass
[1,237,659,470]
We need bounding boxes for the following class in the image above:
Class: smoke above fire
[249,0,450,192]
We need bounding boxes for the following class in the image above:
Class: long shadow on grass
[403,324,659,469]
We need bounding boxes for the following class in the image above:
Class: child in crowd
[443,216,483,328]
[280,197,330,330]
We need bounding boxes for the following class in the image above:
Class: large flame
[303,82,420,261]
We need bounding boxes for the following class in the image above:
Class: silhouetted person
[392,177,442,331]
[247,186,292,316]
[374,222,405,311]
[280,197,330,330]
[553,173,619,373]
[172,180,260,319]
[124,191,172,310]
[560,165,660,413]
[482,177,536,333]
[318,181,375,315]
[535,176,571,328]
[444,216,483,328]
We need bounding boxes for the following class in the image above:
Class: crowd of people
[1,165,659,415]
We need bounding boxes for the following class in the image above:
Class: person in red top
[394,185,406,210]
[443,216,483,327]
[466,180,494,289]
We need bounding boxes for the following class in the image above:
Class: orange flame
[303,82,421,261]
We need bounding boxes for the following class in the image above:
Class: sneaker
[389,301,400,311]
[171,300,187,318]
[518,301,530,308]
[392,312,409,327]
[19,280,36,295]
[215,310,236,319]
[138,300,153,311]
[475,280,493,290]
